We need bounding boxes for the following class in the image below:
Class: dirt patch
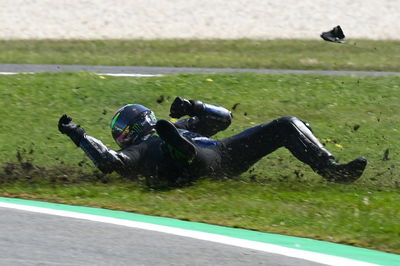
[0,150,111,184]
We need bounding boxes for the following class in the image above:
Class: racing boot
[280,116,367,183]
[320,25,346,43]
[156,120,197,164]
[316,157,367,183]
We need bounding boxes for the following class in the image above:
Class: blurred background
[1,0,399,40]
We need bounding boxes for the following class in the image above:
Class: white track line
[0,71,161,77]
[100,73,162,77]
[0,72,33,75]
[0,201,377,266]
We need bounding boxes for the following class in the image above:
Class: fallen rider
[58,97,367,187]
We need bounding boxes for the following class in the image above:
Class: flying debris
[320,25,346,43]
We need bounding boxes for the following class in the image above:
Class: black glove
[58,114,85,147]
[169,97,203,118]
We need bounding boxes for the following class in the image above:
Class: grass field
[0,70,399,253]
[0,39,400,71]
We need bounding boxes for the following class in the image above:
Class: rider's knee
[276,116,313,132]
[276,116,299,126]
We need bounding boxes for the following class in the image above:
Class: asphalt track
[0,63,399,76]
[0,207,324,266]
[3,198,398,266]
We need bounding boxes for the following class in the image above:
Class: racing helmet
[110,104,157,148]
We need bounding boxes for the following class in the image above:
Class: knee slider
[277,116,313,132]
[276,116,300,128]
[277,116,319,144]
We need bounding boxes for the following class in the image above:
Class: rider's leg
[220,116,367,182]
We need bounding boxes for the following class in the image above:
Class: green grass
[0,72,399,253]
[0,39,400,71]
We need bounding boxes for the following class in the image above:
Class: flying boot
[320,25,346,43]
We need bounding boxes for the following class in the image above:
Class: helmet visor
[111,112,137,147]
[111,109,157,148]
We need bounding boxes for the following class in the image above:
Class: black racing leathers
[78,103,231,186]
[77,102,341,187]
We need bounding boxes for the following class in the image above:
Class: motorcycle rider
[58,97,367,187]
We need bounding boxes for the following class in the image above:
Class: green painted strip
[1,197,399,265]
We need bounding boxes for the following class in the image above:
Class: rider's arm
[78,135,135,174]
[58,115,138,175]
[169,97,232,137]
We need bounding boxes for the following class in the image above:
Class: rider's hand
[169,97,193,118]
[58,114,85,146]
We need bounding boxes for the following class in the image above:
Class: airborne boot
[316,157,367,183]
[320,25,346,43]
